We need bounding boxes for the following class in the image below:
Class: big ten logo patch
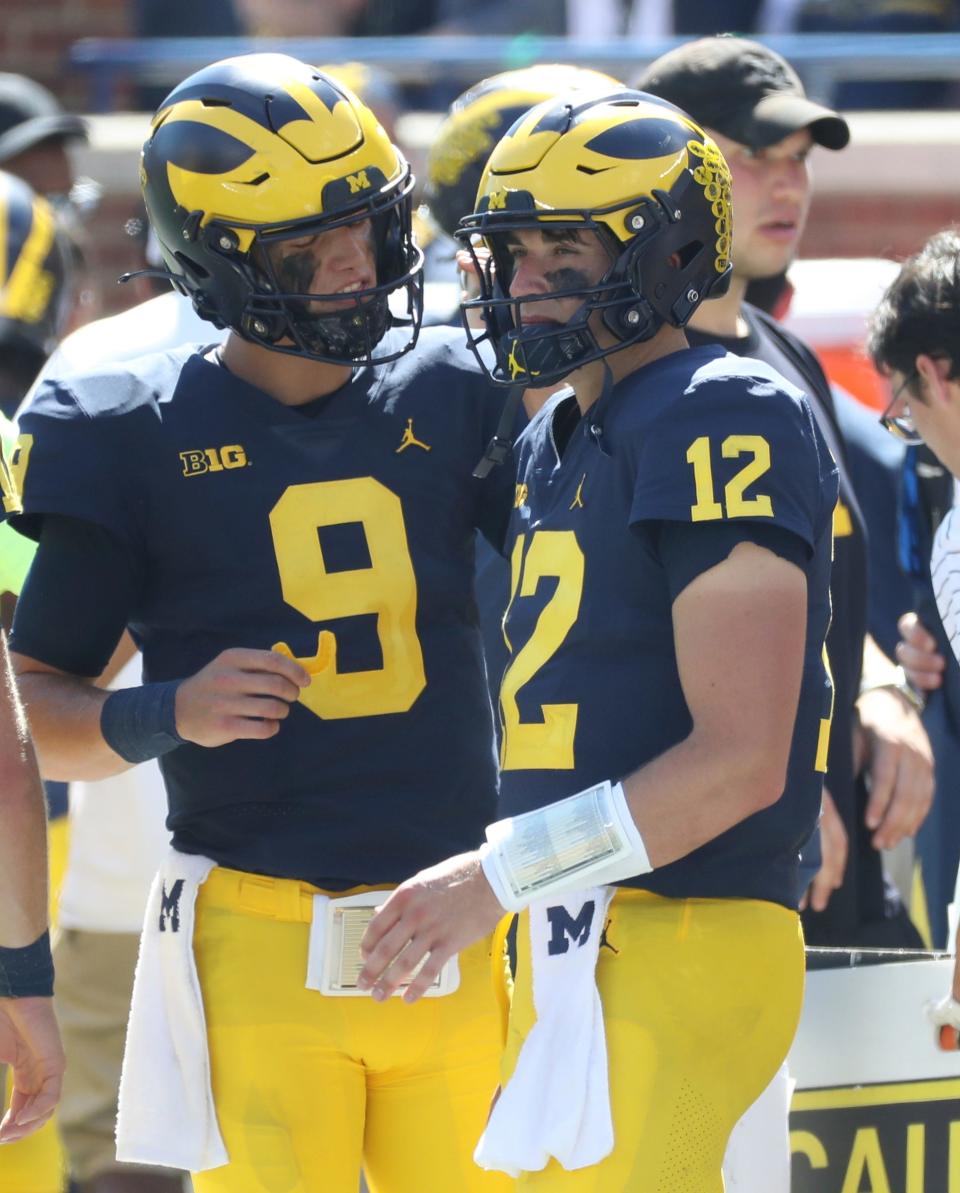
[790,1078,960,1192]
[546,900,595,955]
[180,444,248,476]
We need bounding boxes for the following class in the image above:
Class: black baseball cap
[0,73,87,163]
[635,36,849,151]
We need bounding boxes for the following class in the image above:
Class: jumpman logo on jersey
[395,418,431,453]
[570,473,587,510]
[599,918,619,955]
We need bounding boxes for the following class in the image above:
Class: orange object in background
[783,258,901,411]
[817,345,891,412]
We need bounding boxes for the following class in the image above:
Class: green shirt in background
[0,411,35,598]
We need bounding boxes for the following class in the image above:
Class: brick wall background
[0,0,131,110]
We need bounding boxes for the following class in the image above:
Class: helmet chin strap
[474,383,526,479]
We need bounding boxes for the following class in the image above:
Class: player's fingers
[807,869,833,913]
[233,696,294,722]
[360,895,404,956]
[358,918,418,991]
[895,640,945,690]
[236,670,305,704]
[898,611,937,651]
[370,937,431,1002]
[875,758,933,849]
[221,715,282,742]
[0,1107,55,1143]
[864,742,898,831]
[403,950,452,1004]
[223,647,311,688]
[8,1078,60,1127]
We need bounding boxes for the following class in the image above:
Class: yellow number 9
[270,478,426,720]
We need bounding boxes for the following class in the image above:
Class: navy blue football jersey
[498,347,839,909]
[11,327,512,886]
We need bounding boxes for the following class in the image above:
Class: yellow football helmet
[141,53,423,364]
[424,64,621,242]
[458,90,733,386]
[0,169,73,392]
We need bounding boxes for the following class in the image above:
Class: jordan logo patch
[396,418,431,453]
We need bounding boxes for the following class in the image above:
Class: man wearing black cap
[638,34,932,951]
[639,35,934,1193]
[0,73,87,202]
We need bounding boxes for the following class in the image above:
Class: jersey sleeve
[630,376,834,553]
[9,377,140,548]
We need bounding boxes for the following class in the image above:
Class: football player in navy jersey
[360,92,838,1190]
[3,54,513,1193]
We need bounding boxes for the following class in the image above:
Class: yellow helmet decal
[0,189,57,325]
[148,80,400,250]
[479,98,729,247]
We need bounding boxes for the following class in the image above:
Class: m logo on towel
[546,900,595,955]
[158,879,185,933]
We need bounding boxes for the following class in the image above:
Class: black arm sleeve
[653,519,810,605]
[10,515,141,677]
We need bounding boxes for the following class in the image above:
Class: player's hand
[896,612,946,692]
[175,647,311,747]
[0,997,64,1144]
[856,685,934,850]
[457,246,491,330]
[800,787,848,912]
[357,851,503,1004]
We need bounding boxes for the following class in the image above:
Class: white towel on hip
[474,886,615,1177]
[115,848,228,1172]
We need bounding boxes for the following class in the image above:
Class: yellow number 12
[686,434,773,521]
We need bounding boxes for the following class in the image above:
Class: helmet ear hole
[174,252,209,282]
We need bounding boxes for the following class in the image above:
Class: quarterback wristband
[479,780,652,912]
[100,681,186,764]
[0,930,54,998]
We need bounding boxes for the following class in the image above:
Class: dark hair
[867,229,960,388]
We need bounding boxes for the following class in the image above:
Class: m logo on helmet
[487,190,507,211]
[347,171,371,194]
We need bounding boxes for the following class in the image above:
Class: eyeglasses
[879,369,925,445]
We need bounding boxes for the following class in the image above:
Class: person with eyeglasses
[869,229,960,992]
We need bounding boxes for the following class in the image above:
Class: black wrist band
[100,680,186,764]
[0,930,54,998]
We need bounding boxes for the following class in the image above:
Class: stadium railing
[69,32,960,113]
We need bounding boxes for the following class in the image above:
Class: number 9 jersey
[9,325,513,888]
[498,345,840,910]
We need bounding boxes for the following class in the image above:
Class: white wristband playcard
[488,780,631,902]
